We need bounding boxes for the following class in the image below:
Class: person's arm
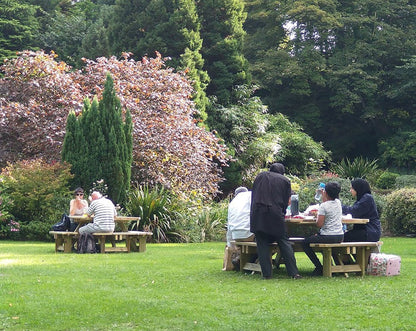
[87,202,94,217]
[316,215,325,228]
[316,201,326,228]
[69,199,75,216]
[342,195,373,218]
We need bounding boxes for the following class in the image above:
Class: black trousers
[343,229,367,242]
[302,234,344,270]
[255,231,299,278]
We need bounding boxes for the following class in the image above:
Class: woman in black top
[342,178,381,242]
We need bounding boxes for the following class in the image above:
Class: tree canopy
[0,51,228,199]
[244,0,416,163]
[0,0,39,62]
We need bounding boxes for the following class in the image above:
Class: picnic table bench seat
[233,239,383,277]
[309,241,383,277]
[49,230,153,253]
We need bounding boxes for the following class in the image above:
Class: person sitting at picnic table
[78,191,116,234]
[70,187,88,216]
[342,178,381,242]
[302,182,344,276]
[223,186,255,271]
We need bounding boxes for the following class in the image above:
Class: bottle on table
[314,182,326,202]
[291,194,299,216]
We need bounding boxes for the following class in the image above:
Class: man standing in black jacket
[250,163,301,279]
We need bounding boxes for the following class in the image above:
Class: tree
[0,0,39,62]
[36,0,112,68]
[62,74,132,204]
[244,0,416,162]
[197,0,251,105]
[108,0,210,116]
[207,85,330,192]
[0,51,228,199]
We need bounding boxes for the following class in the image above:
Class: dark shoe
[231,258,240,271]
[263,276,273,280]
[311,268,323,276]
[292,274,302,279]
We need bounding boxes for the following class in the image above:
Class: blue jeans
[302,234,344,270]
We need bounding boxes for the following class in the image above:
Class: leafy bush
[19,221,56,241]
[383,188,416,235]
[0,183,15,238]
[277,130,330,177]
[173,201,228,243]
[331,157,379,180]
[379,131,416,170]
[0,159,73,224]
[295,174,355,212]
[376,171,400,189]
[125,184,176,242]
[395,175,416,189]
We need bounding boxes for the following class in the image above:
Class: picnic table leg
[97,235,106,253]
[63,235,73,253]
[321,247,332,277]
[126,235,135,252]
[54,234,63,253]
[239,246,250,271]
[138,236,147,252]
[356,247,366,276]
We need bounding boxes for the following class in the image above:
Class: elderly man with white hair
[79,191,117,234]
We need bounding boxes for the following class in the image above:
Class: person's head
[269,163,285,175]
[74,187,84,199]
[324,182,341,200]
[90,191,102,201]
[350,178,371,201]
[234,186,248,196]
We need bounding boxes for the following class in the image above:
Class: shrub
[0,183,15,238]
[125,184,175,242]
[383,188,416,235]
[331,157,379,180]
[0,159,73,224]
[395,175,416,189]
[173,201,228,243]
[379,131,416,170]
[296,174,354,212]
[19,221,56,241]
[376,171,400,189]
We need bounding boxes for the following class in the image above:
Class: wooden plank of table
[286,218,369,224]
[70,215,140,231]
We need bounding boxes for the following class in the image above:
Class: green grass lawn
[0,237,415,331]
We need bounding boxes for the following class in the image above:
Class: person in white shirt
[302,182,344,276]
[223,187,255,271]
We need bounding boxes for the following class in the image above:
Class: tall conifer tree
[196,0,250,105]
[62,74,133,204]
[108,0,209,117]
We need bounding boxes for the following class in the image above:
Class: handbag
[51,213,71,231]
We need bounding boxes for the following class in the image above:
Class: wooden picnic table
[234,217,375,276]
[49,215,151,253]
[285,216,369,224]
[70,215,139,232]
